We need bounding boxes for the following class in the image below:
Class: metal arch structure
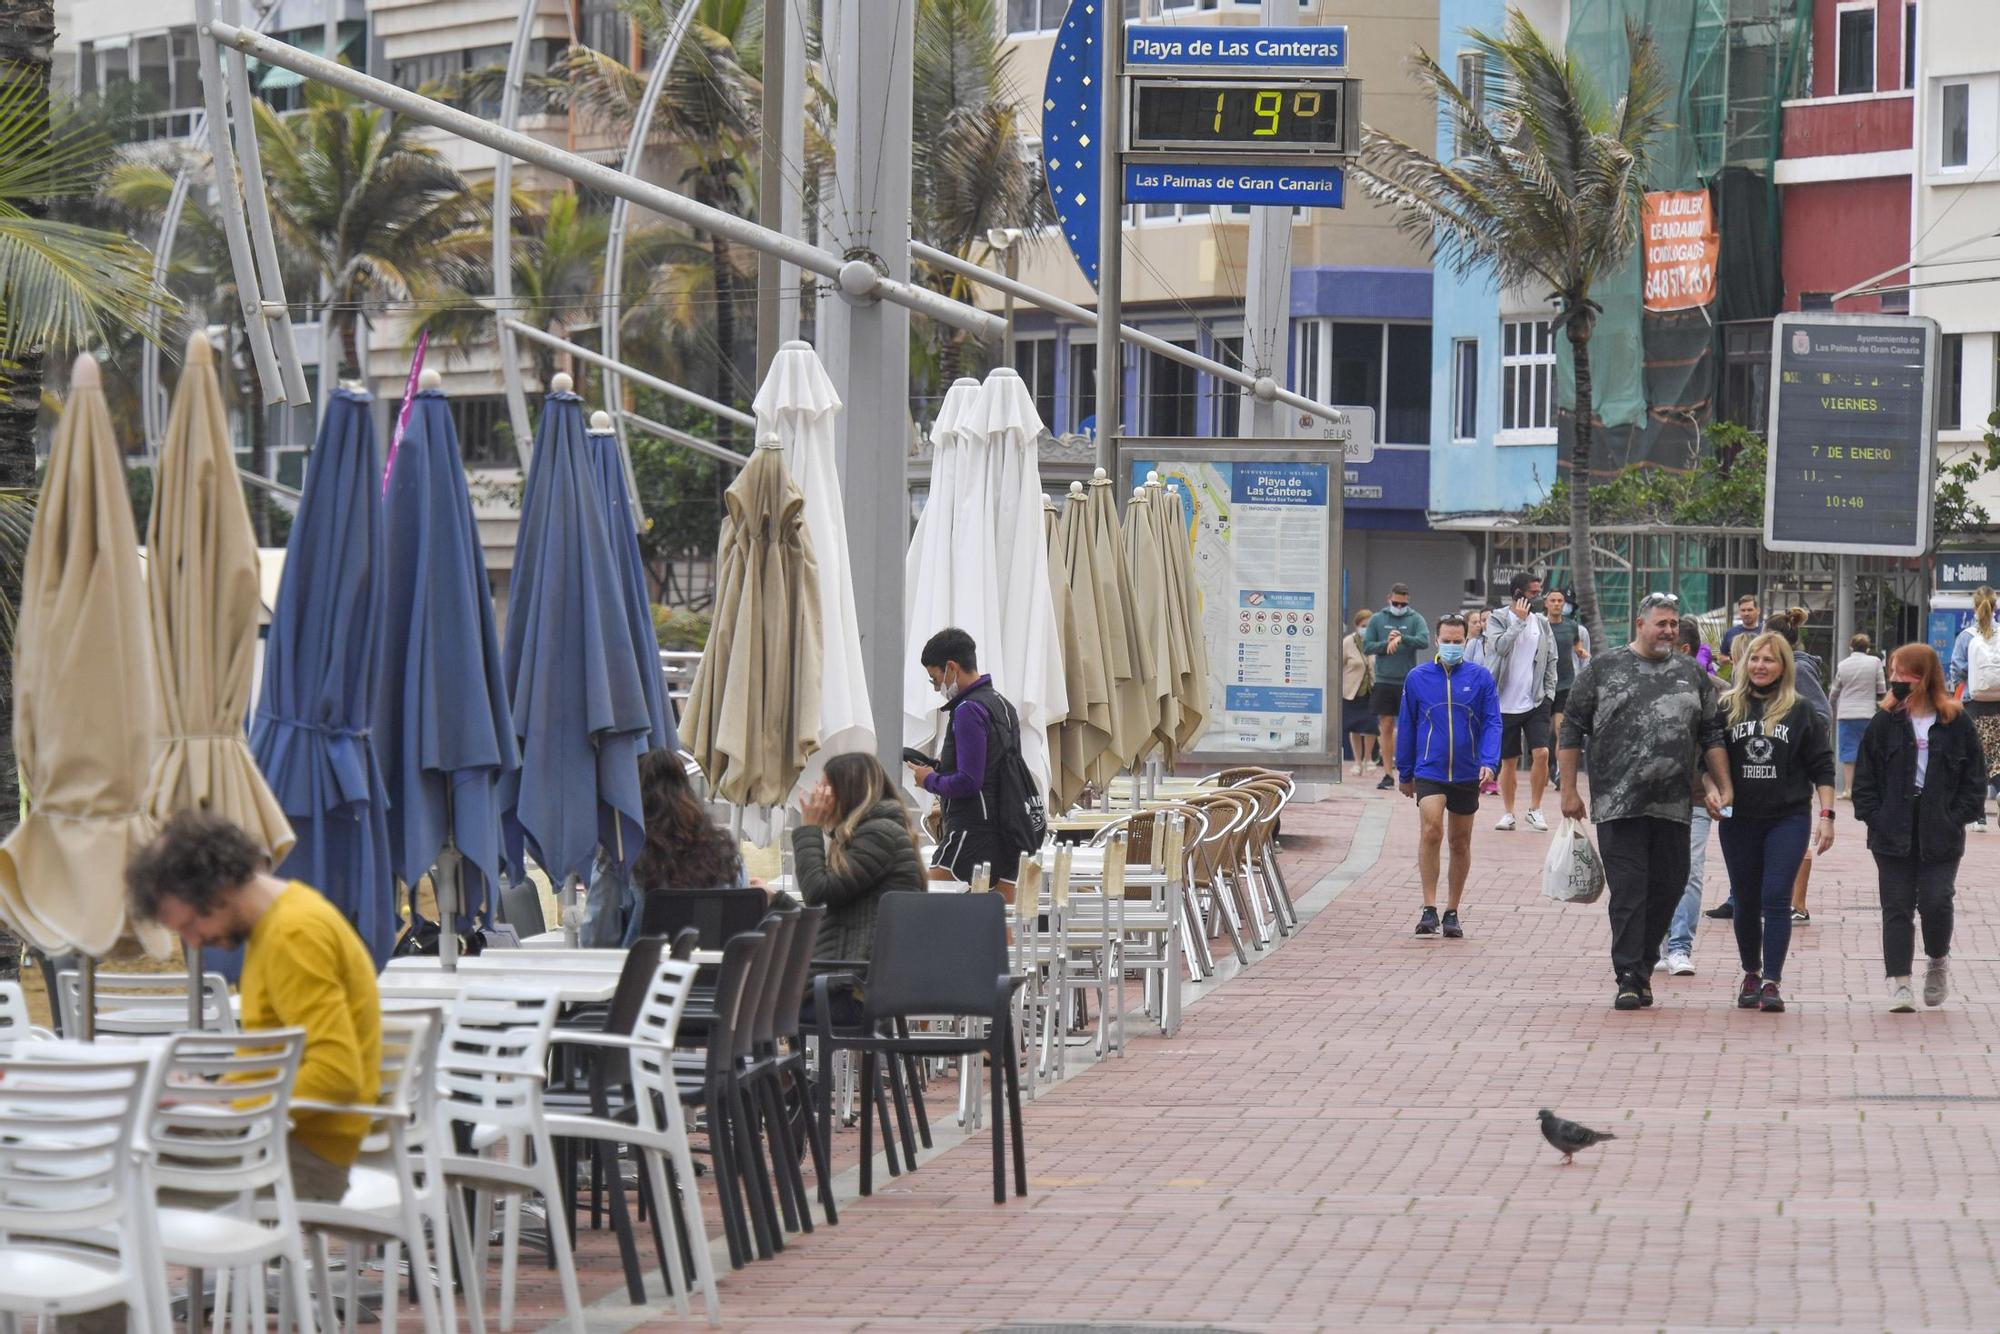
[598,0,702,476]
[140,0,285,452]
[182,0,311,437]
[490,0,570,467]
[204,26,1004,336]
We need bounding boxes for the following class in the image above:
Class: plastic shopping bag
[1542,817,1605,905]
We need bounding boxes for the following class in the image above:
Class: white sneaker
[1494,813,1517,831]
[1925,957,1951,1007]
[1524,810,1550,832]
[1974,817,1989,832]
[1667,952,1695,976]
[1889,978,1916,1013]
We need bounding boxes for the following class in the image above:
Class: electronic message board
[1764,313,1939,557]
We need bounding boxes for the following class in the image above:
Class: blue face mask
[1437,643,1465,666]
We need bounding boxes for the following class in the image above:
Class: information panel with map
[1127,442,1339,762]
[1765,313,1939,557]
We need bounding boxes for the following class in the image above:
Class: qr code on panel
[1294,731,1311,747]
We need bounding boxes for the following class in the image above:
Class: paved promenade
[531,784,2000,1331]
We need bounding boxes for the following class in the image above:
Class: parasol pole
[437,783,461,971]
[78,954,97,1040]
[186,944,205,1030]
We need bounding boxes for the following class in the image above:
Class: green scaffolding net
[1556,0,1808,475]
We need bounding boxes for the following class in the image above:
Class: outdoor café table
[375,971,620,1006]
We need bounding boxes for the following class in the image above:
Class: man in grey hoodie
[1485,572,1559,831]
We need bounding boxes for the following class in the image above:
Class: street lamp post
[988,227,1024,369]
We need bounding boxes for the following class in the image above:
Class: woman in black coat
[1851,643,1988,1013]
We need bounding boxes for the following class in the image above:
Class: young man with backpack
[909,627,1045,885]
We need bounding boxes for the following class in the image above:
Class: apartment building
[1909,0,2000,519]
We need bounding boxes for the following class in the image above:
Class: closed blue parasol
[377,379,519,936]
[584,413,677,753]
[499,382,654,897]
[251,387,395,962]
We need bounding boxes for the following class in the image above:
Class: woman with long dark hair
[1713,632,1835,1013]
[632,749,742,891]
[1852,644,1987,1012]
[792,752,927,964]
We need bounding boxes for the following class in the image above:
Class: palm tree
[552,0,762,434]
[0,53,177,862]
[253,83,488,377]
[909,0,1050,385]
[1354,13,1667,648]
[414,192,706,398]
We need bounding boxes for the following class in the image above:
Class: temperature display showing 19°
[1129,79,1351,154]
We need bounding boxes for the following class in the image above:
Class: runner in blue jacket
[1396,614,1503,938]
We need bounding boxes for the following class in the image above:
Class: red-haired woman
[1851,644,1988,1012]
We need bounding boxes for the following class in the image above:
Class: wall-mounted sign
[1641,189,1718,312]
[1123,25,1348,70]
[1765,313,1938,558]
[1124,161,1344,208]
[1938,548,2000,592]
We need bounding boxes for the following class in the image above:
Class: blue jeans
[1719,812,1812,982]
[1663,806,1711,957]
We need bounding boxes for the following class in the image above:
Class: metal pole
[913,241,1348,427]
[778,0,805,344]
[756,0,789,379]
[490,0,548,464]
[1093,0,1123,475]
[192,0,282,401]
[204,23,1001,340]
[822,0,915,774]
[1003,246,1017,368]
[1835,553,1857,666]
[185,944,205,1029]
[504,319,755,427]
[1239,0,1298,440]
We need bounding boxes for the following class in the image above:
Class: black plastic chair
[498,875,548,933]
[638,885,770,947]
[813,892,1026,1204]
[675,926,775,1269]
[669,926,702,961]
[748,903,830,1232]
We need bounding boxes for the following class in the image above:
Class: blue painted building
[1427,0,1570,532]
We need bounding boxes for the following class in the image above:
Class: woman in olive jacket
[791,752,927,965]
[1851,643,1988,1013]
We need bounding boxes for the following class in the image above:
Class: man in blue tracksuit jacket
[1396,613,1502,938]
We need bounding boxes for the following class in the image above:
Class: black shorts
[1414,779,1481,816]
[1552,687,1571,715]
[1369,682,1404,718]
[1501,703,1553,761]
[933,826,1013,883]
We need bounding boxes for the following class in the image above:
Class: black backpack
[985,694,1049,862]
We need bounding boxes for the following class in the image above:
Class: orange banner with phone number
[1641,190,1718,312]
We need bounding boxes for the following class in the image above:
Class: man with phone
[908,627,1027,886]
[1484,571,1558,831]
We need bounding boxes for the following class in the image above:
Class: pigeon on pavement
[1538,1108,1615,1164]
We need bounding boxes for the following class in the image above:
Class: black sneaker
[1759,981,1785,1013]
[1415,905,1440,936]
[1738,971,1761,1008]
[1440,909,1463,939]
[1376,773,1397,790]
[1637,979,1655,1008]
[1704,902,1734,919]
[1615,977,1643,1010]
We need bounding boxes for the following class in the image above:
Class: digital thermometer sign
[1128,78,1355,155]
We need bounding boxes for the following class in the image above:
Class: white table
[375,973,620,1006]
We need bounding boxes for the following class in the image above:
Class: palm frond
[0,487,35,649]
[0,216,165,356]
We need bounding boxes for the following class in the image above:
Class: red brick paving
[497,785,2000,1330]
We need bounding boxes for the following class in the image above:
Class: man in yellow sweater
[125,810,382,1197]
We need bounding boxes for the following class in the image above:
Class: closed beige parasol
[0,355,167,957]
[146,332,296,858]
[682,442,824,809]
